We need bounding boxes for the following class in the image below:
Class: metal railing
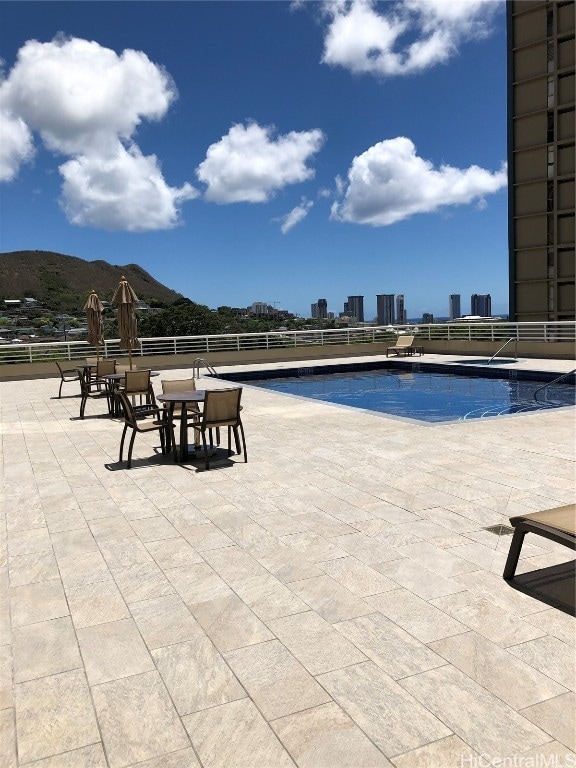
[192,358,218,378]
[486,338,518,365]
[533,369,576,402]
[0,321,574,366]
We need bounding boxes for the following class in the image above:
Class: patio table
[156,390,210,462]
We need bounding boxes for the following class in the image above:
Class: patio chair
[503,504,576,580]
[79,371,113,419]
[117,390,172,469]
[386,335,415,357]
[55,361,81,398]
[190,388,246,470]
[161,378,200,451]
[122,369,156,409]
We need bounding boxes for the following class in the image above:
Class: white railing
[0,322,574,365]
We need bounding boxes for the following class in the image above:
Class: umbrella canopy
[84,290,104,358]
[112,276,140,368]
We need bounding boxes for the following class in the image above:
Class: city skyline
[0,1,508,318]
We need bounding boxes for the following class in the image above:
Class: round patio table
[156,391,211,462]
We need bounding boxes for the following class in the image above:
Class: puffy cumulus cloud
[197,122,324,203]
[321,0,498,77]
[0,36,196,230]
[278,198,314,234]
[0,108,34,181]
[59,144,197,231]
[331,136,507,226]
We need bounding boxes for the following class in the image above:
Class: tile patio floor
[1,356,575,768]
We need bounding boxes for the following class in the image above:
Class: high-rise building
[346,295,364,322]
[471,293,492,317]
[396,294,407,324]
[376,294,395,325]
[449,294,461,320]
[317,298,328,319]
[507,1,575,321]
[422,313,434,324]
[311,303,319,319]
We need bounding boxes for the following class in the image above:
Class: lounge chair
[55,361,80,398]
[503,504,576,580]
[386,335,415,357]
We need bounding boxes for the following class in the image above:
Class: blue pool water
[242,369,575,423]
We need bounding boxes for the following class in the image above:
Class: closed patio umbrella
[112,276,140,370]
[84,290,104,361]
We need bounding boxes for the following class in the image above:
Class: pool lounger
[503,504,576,580]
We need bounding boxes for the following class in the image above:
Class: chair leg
[80,396,87,419]
[159,425,166,455]
[58,380,64,398]
[119,424,128,462]
[201,429,210,470]
[503,529,526,580]
[233,426,241,454]
[227,426,232,456]
[127,430,137,469]
[238,421,247,463]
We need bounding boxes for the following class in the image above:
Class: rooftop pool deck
[1,354,574,768]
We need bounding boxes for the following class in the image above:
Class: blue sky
[0,0,508,320]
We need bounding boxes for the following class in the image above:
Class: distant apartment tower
[396,294,407,324]
[449,294,461,320]
[471,294,492,317]
[507,1,575,321]
[346,295,364,322]
[376,294,395,325]
[317,298,327,319]
[422,313,434,324]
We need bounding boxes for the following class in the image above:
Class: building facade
[449,294,461,320]
[471,293,492,317]
[376,294,395,325]
[396,294,407,324]
[346,295,364,322]
[507,0,575,321]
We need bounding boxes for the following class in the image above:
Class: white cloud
[197,122,324,203]
[331,136,507,226]
[321,0,499,77]
[0,36,196,230]
[0,108,34,181]
[59,144,197,231]
[279,198,314,233]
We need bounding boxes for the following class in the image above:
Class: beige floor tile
[113,562,175,603]
[396,541,478,577]
[184,698,295,768]
[13,616,82,682]
[430,591,548,647]
[224,639,331,720]
[45,509,88,534]
[92,670,190,768]
[375,558,466,600]
[390,735,479,768]
[8,527,52,557]
[130,594,204,649]
[131,517,179,542]
[164,562,233,606]
[88,517,135,541]
[51,529,98,558]
[335,612,447,679]
[318,661,451,757]
[8,550,59,587]
[288,575,372,623]
[520,693,576,751]
[201,545,268,581]
[228,573,309,621]
[77,618,154,685]
[10,578,69,627]
[526,608,576,647]
[152,636,245,715]
[145,537,204,570]
[268,611,367,675]
[252,546,323,583]
[191,594,273,652]
[124,747,201,767]
[282,532,349,563]
[0,644,13,709]
[14,669,100,764]
[368,588,468,643]
[181,523,233,551]
[66,578,131,628]
[507,635,576,691]
[429,631,567,709]
[454,570,545,617]
[272,701,392,767]
[333,533,403,565]
[294,510,357,538]
[0,708,17,768]
[56,551,112,589]
[318,556,398,597]
[499,742,576,768]
[400,665,551,757]
[98,536,154,570]
[24,743,108,767]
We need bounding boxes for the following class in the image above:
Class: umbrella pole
[128,342,132,371]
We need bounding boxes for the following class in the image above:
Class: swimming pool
[223,367,575,423]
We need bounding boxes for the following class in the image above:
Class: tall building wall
[449,294,461,320]
[471,293,492,317]
[508,0,575,321]
[376,294,395,325]
[347,295,364,322]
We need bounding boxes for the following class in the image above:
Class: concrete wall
[1,339,574,381]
